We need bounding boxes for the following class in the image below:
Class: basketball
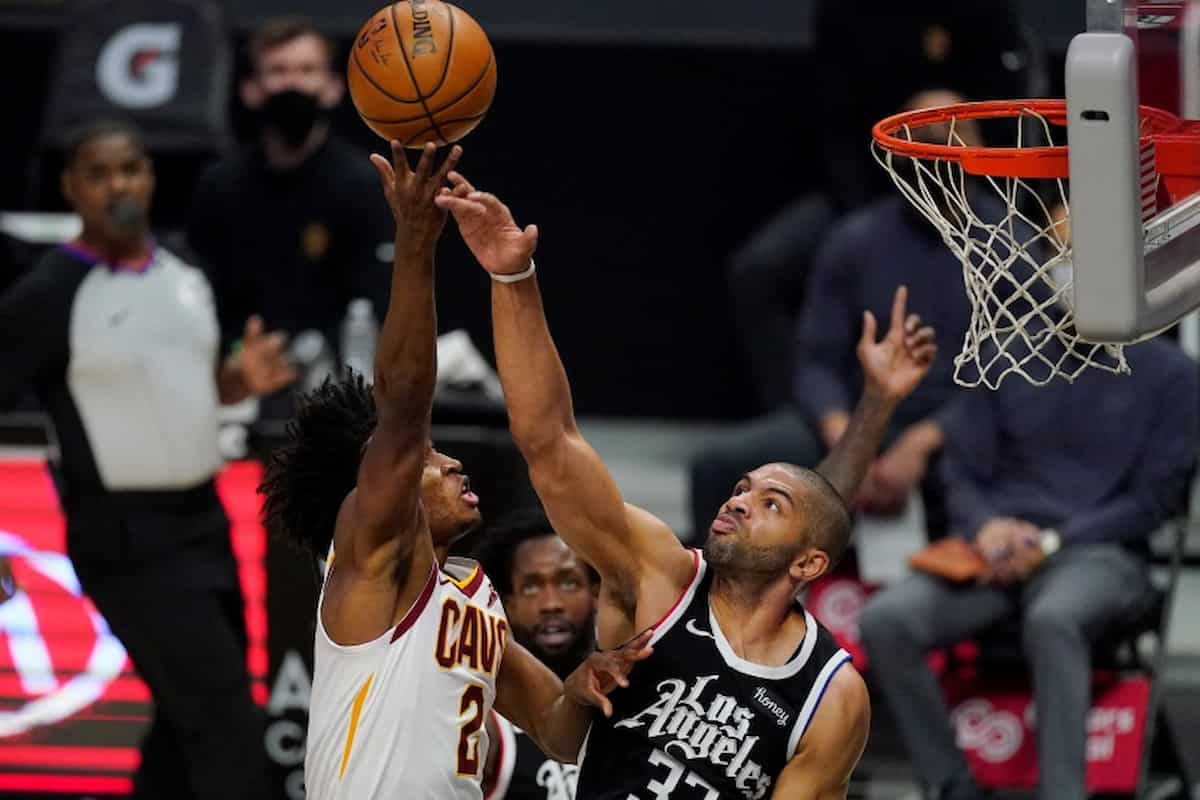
[348,1,497,147]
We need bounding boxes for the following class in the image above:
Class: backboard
[1067,0,1200,341]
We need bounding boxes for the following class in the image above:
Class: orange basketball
[348,1,497,147]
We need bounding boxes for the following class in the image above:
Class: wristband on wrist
[1039,529,1062,557]
[490,260,536,284]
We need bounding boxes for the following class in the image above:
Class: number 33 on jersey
[306,557,508,800]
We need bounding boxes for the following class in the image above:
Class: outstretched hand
[434,171,538,277]
[369,141,462,253]
[565,630,654,718]
[237,315,296,396]
[857,286,937,404]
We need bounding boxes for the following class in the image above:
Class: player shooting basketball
[436,174,937,799]
[259,142,649,800]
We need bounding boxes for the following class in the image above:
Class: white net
[873,106,1144,389]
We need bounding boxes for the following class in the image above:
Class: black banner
[40,0,231,152]
[4,0,1085,50]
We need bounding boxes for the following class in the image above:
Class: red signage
[0,459,268,795]
[945,673,1149,792]
[809,574,1151,794]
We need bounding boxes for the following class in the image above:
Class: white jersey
[306,556,509,799]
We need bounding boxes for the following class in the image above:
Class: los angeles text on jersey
[614,674,773,799]
[434,594,508,676]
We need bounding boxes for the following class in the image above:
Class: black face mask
[106,196,147,235]
[260,89,328,148]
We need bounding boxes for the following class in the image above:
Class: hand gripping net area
[872,103,1151,389]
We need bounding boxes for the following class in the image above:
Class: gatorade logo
[96,23,182,109]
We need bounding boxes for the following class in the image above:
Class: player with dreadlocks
[258,142,648,800]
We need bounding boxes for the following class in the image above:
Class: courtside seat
[946,518,1192,797]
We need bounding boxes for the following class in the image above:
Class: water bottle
[290,330,336,393]
[341,298,379,382]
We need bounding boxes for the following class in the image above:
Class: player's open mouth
[711,513,738,535]
[535,620,574,649]
[460,477,479,508]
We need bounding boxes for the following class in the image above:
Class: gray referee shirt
[0,242,222,508]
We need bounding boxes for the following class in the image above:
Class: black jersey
[489,712,578,800]
[187,138,395,352]
[576,550,850,800]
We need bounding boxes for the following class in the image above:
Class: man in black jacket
[188,17,394,419]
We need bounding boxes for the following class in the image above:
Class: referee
[0,120,293,799]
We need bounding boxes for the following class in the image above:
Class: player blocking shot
[436,175,938,799]
[258,142,650,800]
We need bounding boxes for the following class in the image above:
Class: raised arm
[816,286,936,502]
[435,174,693,597]
[336,142,461,579]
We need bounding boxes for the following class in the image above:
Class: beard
[513,611,597,680]
[703,534,799,577]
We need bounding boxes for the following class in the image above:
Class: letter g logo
[96,23,182,109]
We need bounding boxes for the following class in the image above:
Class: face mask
[260,89,327,148]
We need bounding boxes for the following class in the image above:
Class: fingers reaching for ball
[370,141,465,250]
[433,174,539,276]
[447,171,477,198]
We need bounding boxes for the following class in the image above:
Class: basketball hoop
[872,99,1191,388]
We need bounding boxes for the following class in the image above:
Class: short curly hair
[259,371,376,558]
[61,118,146,169]
[473,505,599,597]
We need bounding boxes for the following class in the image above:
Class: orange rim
[872,99,1183,179]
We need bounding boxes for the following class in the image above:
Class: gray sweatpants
[859,544,1151,800]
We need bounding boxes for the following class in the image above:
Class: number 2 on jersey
[456,683,486,776]
[628,749,719,800]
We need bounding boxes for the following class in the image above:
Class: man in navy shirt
[859,338,1198,800]
[188,17,394,419]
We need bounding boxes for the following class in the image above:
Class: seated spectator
[858,336,1198,800]
[474,508,599,799]
[689,90,980,540]
[187,16,394,417]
